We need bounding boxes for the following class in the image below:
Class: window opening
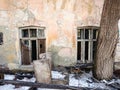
[77,26,99,63]
[20,26,46,65]
[0,32,3,45]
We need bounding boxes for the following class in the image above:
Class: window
[77,26,99,63]
[0,32,3,45]
[19,26,46,65]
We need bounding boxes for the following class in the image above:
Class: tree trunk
[93,0,120,80]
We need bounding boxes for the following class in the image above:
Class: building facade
[0,0,119,69]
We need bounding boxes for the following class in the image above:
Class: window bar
[89,29,93,63]
[36,28,39,60]
[81,29,85,63]
[88,29,91,63]
[27,28,31,63]
[28,28,30,38]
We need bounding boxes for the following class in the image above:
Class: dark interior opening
[31,40,37,61]
[85,29,89,39]
[93,41,97,60]
[77,42,81,60]
[22,29,28,37]
[0,32,3,45]
[85,42,88,61]
[93,30,97,39]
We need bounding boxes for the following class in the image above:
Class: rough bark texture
[93,0,120,80]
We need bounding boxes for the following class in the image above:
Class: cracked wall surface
[1,0,115,68]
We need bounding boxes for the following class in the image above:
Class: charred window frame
[0,32,3,45]
[77,26,99,63]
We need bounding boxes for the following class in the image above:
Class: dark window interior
[30,29,37,37]
[77,42,81,60]
[31,40,37,61]
[93,30,97,39]
[22,29,28,37]
[85,42,88,61]
[85,29,89,39]
[93,41,97,60]
[0,32,3,45]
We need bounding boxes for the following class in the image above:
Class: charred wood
[0,69,33,75]
[107,83,120,89]
[0,79,90,90]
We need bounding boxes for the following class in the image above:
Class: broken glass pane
[23,40,29,47]
[38,29,45,38]
[77,29,81,39]
[93,29,97,39]
[30,29,37,37]
[22,29,29,37]
[85,29,89,39]
[80,29,84,39]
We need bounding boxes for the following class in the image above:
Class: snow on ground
[0,74,36,90]
[0,84,31,90]
[4,75,15,80]
[0,71,120,90]
[69,71,120,90]
[51,71,65,80]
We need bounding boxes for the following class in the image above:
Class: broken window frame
[77,26,99,63]
[19,26,46,65]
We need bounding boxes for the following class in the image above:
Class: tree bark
[93,0,120,80]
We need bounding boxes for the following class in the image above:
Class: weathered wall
[0,0,105,68]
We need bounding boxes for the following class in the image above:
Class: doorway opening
[31,40,37,61]
[19,26,46,65]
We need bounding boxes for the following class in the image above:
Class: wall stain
[61,0,67,9]
[52,0,56,10]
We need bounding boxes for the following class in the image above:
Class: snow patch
[51,71,65,80]
[1,71,120,90]
[4,74,15,80]
[0,84,15,90]
[69,74,79,87]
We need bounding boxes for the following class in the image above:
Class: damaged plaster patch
[0,11,9,25]
[14,9,35,24]
[12,0,28,10]
[58,47,72,57]
[48,46,76,66]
